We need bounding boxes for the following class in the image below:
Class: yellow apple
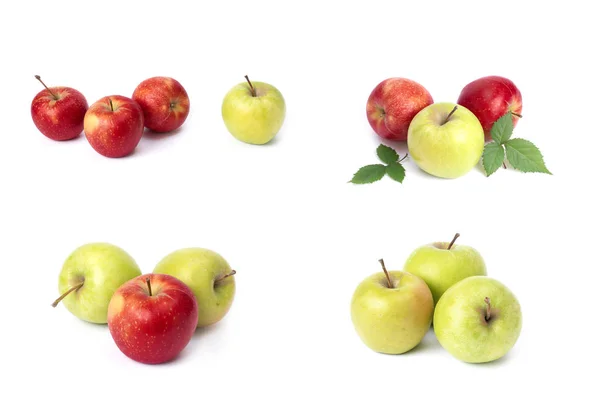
[153,248,236,328]
[434,276,522,363]
[403,233,487,305]
[221,75,286,145]
[350,260,433,354]
[407,102,484,178]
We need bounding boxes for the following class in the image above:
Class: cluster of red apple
[351,233,522,364]
[52,243,235,364]
[30,75,190,158]
[367,75,522,143]
[364,75,523,179]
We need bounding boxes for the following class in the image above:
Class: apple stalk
[442,106,458,125]
[244,75,256,97]
[447,233,460,250]
[215,270,237,285]
[146,277,153,296]
[378,259,395,288]
[51,281,84,307]
[35,75,59,100]
[484,297,492,322]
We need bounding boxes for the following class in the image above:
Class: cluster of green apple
[52,243,236,364]
[351,233,522,364]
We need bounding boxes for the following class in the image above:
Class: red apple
[457,76,523,141]
[132,76,190,133]
[83,95,144,158]
[30,75,88,141]
[366,78,434,141]
[107,273,198,365]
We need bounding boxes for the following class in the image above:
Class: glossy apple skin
[153,248,235,328]
[132,77,190,133]
[434,276,522,363]
[57,243,142,324]
[351,270,434,354]
[457,76,522,141]
[407,102,484,179]
[366,78,434,141]
[83,95,144,158]
[404,241,487,305]
[221,81,286,145]
[31,87,88,141]
[107,273,198,365]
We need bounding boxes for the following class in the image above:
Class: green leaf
[482,142,505,177]
[490,113,514,144]
[349,164,387,184]
[505,138,552,174]
[386,162,406,183]
[376,144,399,164]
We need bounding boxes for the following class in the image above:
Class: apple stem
[378,259,394,289]
[244,75,257,97]
[442,105,458,125]
[510,111,523,118]
[215,270,237,284]
[502,161,507,169]
[51,282,84,307]
[399,153,409,163]
[146,277,152,296]
[108,98,114,112]
[447,233,460,250]
[484,297,491,321]
[35,75,59,100]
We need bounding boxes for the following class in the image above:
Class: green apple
[434,276,522,363]
[221,75,286,145]
[407,102,484,178]
[403,233,487,305]
[52,243,142,324]
[350,259,434,354]
[153,248,236,328]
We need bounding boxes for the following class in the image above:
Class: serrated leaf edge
[376,144,400,165]
[482,142,506,177]
[505,138,552,175]
[349,164,387,184]
[385,162,406,183]
[490,113,514,144]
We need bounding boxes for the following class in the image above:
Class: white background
[1,0,598,398]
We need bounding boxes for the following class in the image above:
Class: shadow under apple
[120,127,182,158]
[143,126,183,141]
[173,323,224,360]
[193,322,222,338]
[258,133,281,146]
[403,329,444,356]
[465,351,514,368]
